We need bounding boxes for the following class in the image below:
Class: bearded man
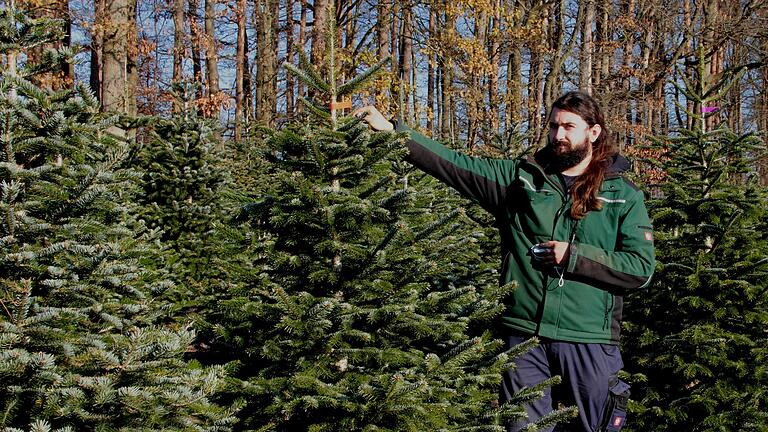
[356,91,655,432]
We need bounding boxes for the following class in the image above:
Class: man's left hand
[538,241,571,266]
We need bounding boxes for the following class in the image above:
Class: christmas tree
[0,6,236,430]
[129,83,232,315]
[212,6,573,430]
[622,49,768,431]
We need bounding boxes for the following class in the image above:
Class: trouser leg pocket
[599,377,630,431]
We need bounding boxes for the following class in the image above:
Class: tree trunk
[343,0,361,83]
[204,0,220,99]
[243,22,252,123]
[529,46,545,147]
[440,9,455,141]
[298,0,308,103]
[173,0,185,83]
[580,0,595,93]
[594,0,610,93]
[102,0,137,116]
[255,0,277,126]
[468,10,488,149]
[7,0,18,101]
[426,8,435,134]
[377,2,390,63]
[411,40,418,124]
[377,1,391,113]
[639,13,654,131]
[390,4,399,84]
[683,0,693,129]
[400,3,413,122]
[506,49,522,130]
[24,0,73,89]
[505,0,522,134]
[90,0,105,101]
[285,0,295,115]
[172,0,186,111]
[759,60,768,186]
[60,1,74,85]
[311,0,329,68]
[704,0,724,132]
[619,0,635,150]
[189,0,203,98]
[530,3,556,146]
[235,0,246,141]
[543,0,578,113]
[487,0,501,135]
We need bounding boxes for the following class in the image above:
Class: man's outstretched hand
[353,106,394,132]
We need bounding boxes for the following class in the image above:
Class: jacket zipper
[525,158,619,337]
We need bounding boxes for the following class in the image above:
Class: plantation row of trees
[2,1,768,431]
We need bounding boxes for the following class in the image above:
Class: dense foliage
[0,9,236,431]
[623,62,768,431]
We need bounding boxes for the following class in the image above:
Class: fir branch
[415,208,462,240]
[17,106,42,128]
[442,336,484,368]
[75,83,100,111]
[284,62,329,97]
[358,173,395,200]
[327,154,364,170]
[708,209,743,253]
[296,50,332,94]
[298,97,331,121]
[377,188,410,210]
[337,57,391,97]
[369,221,405,260]
[336,115,366,133]
[11,75,47,103]
[702,65,748,101]
[531,405,579,431]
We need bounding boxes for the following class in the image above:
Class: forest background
[37,0,768,178]
[2,0,768,431]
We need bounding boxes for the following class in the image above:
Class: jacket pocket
[603,292,613,331]
[599,377,630,431]
[514,188,558,237]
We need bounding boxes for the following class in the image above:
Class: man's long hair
[550,91,615,220]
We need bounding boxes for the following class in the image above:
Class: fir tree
[0,7,237,430]
[622,50,768,431]
[214,7,572,430]
[129,83,231,312]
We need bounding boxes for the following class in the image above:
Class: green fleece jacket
[399,124,655,344]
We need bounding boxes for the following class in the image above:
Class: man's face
[547,108,601,170]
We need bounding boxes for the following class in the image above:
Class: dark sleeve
[565,191,656,293]
[396,122,517,213]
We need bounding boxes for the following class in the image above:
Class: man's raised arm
[355,106,517,213]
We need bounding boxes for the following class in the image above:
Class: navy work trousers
[501,334,624,432]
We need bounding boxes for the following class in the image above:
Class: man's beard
[549,137,591,172]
